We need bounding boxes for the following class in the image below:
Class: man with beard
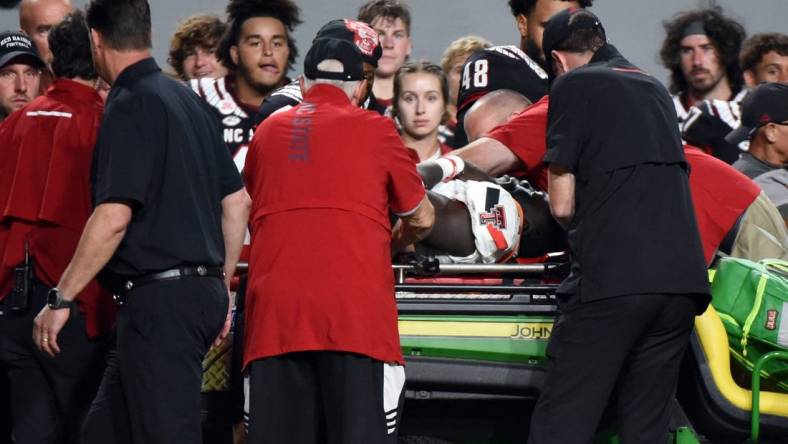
[192,0,300,169]
[508,0,593,71]
[659,7,747,163]
[445,1,590,188]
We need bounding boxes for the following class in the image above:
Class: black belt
[114,265,225,302]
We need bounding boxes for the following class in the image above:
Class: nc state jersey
[191,76,260,172]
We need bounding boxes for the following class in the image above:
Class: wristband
[434,155,465,182]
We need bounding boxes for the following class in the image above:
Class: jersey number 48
[462,59,489,90]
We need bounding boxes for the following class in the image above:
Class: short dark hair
[507,0,593,17]
[391,59,450,124]
[659,7,746,95]
[552,11,606,54]
[49,10,97,80]
[357,0,412,34]
[740,32,788,73]
[85,0,151,51]
[217,0,301,73]
[168,15,227,80]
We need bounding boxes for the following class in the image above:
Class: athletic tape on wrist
[435,155,465,182]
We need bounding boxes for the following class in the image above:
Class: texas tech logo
[479,205,507,229]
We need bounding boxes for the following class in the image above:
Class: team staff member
[0,31,44,121]
[461,90,788,264]
[529,9,709,444]
[34,1,250,443]
[244,33,434,443]
[0,12,113,443]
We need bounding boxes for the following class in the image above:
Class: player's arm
[392,194,435,253]
[547,164,575,229]
[452,137,522,176]
[418,156,496,189]
[220,187,251,288]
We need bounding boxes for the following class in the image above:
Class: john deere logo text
[765,309,778,331]
[510,323,551,339]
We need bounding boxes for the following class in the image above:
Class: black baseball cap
[0,31,45,69]
[454,45,548,146]
[303,37,365,81]
[314,19,382,68]
[726,83,788,144]
[542,8,606,74]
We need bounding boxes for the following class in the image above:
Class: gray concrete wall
[2,1,786,85]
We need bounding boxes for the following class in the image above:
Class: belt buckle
[197,265,207,276]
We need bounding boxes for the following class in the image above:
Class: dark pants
[82,276,228,444]
[528,293,697,444]
[247,351,406,444]
[0,364,11,444]
[0,282,108,444]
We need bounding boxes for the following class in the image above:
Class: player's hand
[682,100,742,163]
[33,306,71,357]
[213,290,233,349]
[682,100,739,144]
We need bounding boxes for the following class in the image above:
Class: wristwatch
[46,287,74,310]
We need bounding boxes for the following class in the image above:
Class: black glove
[499,177,567,257]
[681,99,742,164]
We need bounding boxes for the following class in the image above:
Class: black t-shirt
[544,45,710,306]
[92,58,243,277]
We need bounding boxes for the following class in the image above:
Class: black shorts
[246,351,406,444]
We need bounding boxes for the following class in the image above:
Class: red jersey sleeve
[383,121,426,215]
[487,95,549,172]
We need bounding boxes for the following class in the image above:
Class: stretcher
[214,259,788,443]
[394,258,788,443]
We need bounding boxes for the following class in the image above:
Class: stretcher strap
[740,273,768,357]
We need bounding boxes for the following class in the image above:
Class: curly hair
[440,35,492,75]
[217,0,301,73]
[48,10,97,80]
[357,0,411,34]
[659,7,746,95]
[392,59,451,124]
[168,15,227,80]
[740,32,788,73]
[507,0,593,17]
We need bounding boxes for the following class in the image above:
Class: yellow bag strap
[740,273,769,357]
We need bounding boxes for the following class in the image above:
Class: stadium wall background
[1,0,786,89]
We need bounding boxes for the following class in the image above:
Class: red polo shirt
[683,145,760,264]
[243,84,425,367]
[486,95,550,191]
[0,79,115,337]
